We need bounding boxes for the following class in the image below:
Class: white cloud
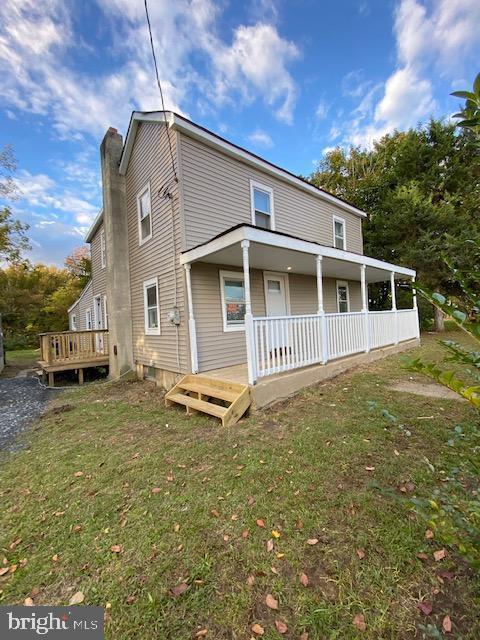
[0,0,300,138]
[343,0,479,147]
[315,100,329,120]
[248,129,274,148]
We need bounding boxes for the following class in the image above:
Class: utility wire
[144,0,178,183]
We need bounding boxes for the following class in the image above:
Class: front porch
[181,224,420,388]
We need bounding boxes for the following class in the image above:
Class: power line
[143,0,178,183]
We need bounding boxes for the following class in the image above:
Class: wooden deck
[38,330,109,386]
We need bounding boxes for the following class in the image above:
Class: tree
[64,245,91,286]
[0,145,30,263]
[451,72,480,136]
[310,120,480,331]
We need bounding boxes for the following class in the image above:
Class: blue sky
[0,0,478,266]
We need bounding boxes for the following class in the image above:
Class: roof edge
[67,279,93,313]
[85,209,104,243]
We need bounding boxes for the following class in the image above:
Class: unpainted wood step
[176,381,238,403]
[166,392,228,418]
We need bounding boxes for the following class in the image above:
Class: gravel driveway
[0,377,58,451]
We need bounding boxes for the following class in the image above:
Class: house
[41,111,419,421]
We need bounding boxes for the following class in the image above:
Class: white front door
[264,273,289,317]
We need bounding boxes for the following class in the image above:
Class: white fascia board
[118,111,172,175]
[67,280,93,313]
[85,209,104,243]
[180,225,416,278]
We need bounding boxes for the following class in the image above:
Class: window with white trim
[333,216,346,250]
[103,295,108,330]
[219,270,246,332]
[71,313,77,330]
[100,229,106,268]
[250,181,274,230]
[143,277,160,335]
[137,184,152,244]
[86,308,92,330]
[336,280,350,313]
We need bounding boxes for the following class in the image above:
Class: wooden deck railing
[39,330,109,365]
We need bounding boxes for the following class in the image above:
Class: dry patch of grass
[0,332,479,639]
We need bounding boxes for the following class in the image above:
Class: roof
[118,111,368,219]
[67,279,93,313]
[85,209,103,243]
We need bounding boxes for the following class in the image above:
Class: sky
[0,0,479,266]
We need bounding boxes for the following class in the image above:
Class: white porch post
[316,255,328,364]
[412,275,420,338]
[184,263,198,373]
[242,240,256,384]
[391,271,399,344]
[361,264,370,352]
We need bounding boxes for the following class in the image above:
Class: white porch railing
[252,308,419,379]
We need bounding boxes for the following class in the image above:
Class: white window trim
[250,180,275,231]
[137,182,153,246]
[103,295,108,329]
[332,215,346,251]
[86,308,92,330]
[71,313,77,330]
[219,269,246,333]
[93,295,103,329]
[143,277,161,335]
[262,271,291,316]
[100,229,106,269]
[336,280,350,313]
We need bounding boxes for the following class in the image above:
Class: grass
[1,348,39,377]
[1,332,479,639]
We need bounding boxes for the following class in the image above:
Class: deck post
[316,255,328,364]
[361,264,370,352]
[391,271,398,344]
[412,275,420,338]
[184,263,199,374]
[242,240,256,385]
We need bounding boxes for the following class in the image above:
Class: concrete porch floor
[205,338,420,409]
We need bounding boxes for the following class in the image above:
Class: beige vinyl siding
[125,123,188,373]
[192,263,363,372]
[68,280,93,331]
[179,133,363,253]
[90,225,107,325]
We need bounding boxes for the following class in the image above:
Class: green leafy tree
[310,120,480,331]
[451,72,480,136]
[0,145,30,263]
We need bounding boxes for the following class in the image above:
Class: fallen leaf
[416,552,429,561]
[9,564,17,573]
[74,471,83,477]
[151,487,162,494]
[251,623,264,635]
[365,466,375,472]
[110,545,123,553]
[24,597,34,606]
[242,529,249,539]
[0,567,10,576]
[248,496,255,506]
[306,538,319,546]
[275,620,288,634]
[9,538,22,550]
[125,595,136,604]
[300,572,309,587]
[272,530,281,539]
[223,535,229,542]
[271,566,279,575]
[173,523,180,532]
[417,601,433,616]
[299,633,309,640]
[425,529,434,540]
[276,552,285,559]
[295,519,303,530]
[73,525,82,533]
[52,554,59,562]
[69,591,85,605]
[356,548,365,559]
[195,630,208,638]
[434,549,447,562]
[166,473,174,482]
[256,519,265,528]
[231,514,239,521]
[437,569,454,582]
[246,575,255,586]
[265,593,278,610]
[352,613,366,631]
[210,509,220,518]
[442,615,452,633]
[266,539,274,552]
[170,582,188,597]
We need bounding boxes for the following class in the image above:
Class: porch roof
[180,224,415,283]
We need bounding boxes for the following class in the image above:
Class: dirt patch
[390,381,463,401]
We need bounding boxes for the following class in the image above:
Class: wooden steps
[165,375,251,427]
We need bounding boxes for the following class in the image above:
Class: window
[143,277,160,335]
[144,365,156,381]
[137,184,152,244]
[250,180,274,230]
[333,216,346,250]
[71,314,77,330]
[219,270,246,332]
[100,229,106,268]
[336,280,350,313]
[103,295,108,330]
[86,308,92,330]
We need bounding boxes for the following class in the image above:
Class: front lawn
[1,332,478,639]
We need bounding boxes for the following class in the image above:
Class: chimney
[100,127,134,378]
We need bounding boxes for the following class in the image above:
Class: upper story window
[333,216,346,250]
[219,270,246,332]
[71,313,77,330]
[250,180,275,230]
[100,229,106,268]
[143,277,160,335]
[137,184,152,245]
